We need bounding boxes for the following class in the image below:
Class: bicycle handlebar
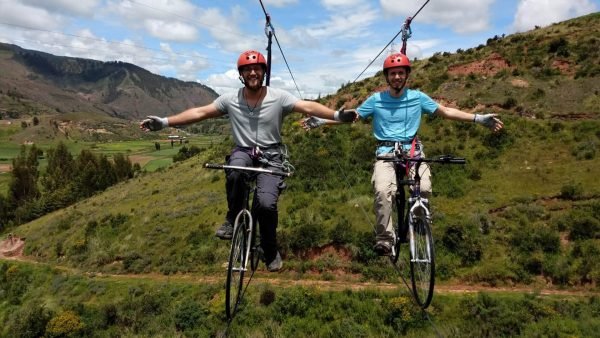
[204,163,293,177]
[376,154,466,165]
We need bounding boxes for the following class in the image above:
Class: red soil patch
[128,155,154,167]
[448,52,511,77]
[0,164,11,173]
[305,243,353,262]
[0,234,25,258]
[551,59,573,75]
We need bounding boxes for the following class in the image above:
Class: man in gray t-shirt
[141,50,355,271]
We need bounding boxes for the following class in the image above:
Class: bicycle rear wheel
[409,212,435,308]
[225,209,251,320]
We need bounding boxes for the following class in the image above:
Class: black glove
[334,108,357,122]
[140,116,169,131]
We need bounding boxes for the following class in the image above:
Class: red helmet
[383,53,411,72]
[237,50,267,71]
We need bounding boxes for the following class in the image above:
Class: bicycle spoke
[226,211,251,319]
[409,214,435,308]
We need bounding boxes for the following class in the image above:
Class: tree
[96,154,117,190]
[42,142,74,192]
[9,145,40,206]
[113,153,133,181]
[41,142,76,209]
[74,149,100,198]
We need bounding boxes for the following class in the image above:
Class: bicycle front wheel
[409,213,435,308]
[225,209,251,320]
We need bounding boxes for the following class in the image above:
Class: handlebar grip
[450,158,466,164]
[437,155,466,164]
[204,163,224,169]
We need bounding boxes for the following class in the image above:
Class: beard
[242,74,264,91]
[387,78,407,93]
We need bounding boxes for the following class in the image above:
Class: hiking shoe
[215,221,233,240]
[266,252,283,272]
[373,241,393,256]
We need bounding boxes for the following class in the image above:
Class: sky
[0,0,598,99]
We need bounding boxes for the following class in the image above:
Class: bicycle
[204,163,292,320]
[377,148,465,308]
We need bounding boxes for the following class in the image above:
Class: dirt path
[1,254,596,297]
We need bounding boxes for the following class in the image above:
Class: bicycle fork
[232,210,254,273]
[408,197,431,263]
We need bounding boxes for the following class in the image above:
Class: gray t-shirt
[214,87,299,148]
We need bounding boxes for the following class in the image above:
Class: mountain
[0,42,219,120]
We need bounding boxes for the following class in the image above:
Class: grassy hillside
[325,12,599,119]
[2,260,599,337]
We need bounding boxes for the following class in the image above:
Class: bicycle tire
[409,211,435,308]
[225,209,251,319]
[390,195,402,264]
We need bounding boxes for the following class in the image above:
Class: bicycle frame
[379,149,465,308]
[204,163,291,319]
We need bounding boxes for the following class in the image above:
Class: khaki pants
[371,155,431,243]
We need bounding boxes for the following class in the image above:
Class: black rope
[391,258,445,338]
[258,0,303,98]
[264,14,273,86]
[353,0,430,83]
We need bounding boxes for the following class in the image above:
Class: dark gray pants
[225,148,285,263]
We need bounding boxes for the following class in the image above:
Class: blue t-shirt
[357,89,438,154]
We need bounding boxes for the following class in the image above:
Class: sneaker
[215,221,233,240]
[266,252,283,272]
[373,241,393,256]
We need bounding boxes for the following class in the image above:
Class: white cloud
[0,2,64,31]
[321,0,363,10]
[262,0,298,7]
[204,69,242,94]
[21,0,101,16]
[304,6,378,40]
[380,0,494,33]
[512,0,597,32]
[144,20,197,42]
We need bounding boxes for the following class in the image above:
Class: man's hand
[140,116,169,131]
[474,113,504,132]
[301,116,327,131]
[334,108,357,122]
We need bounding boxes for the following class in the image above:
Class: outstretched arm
[435,105,504,132]
[293,100,356,122]
[294,100,359,130]
[140,103,223,131]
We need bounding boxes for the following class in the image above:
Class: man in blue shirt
[303,52,503,255]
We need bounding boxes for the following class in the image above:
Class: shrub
[560,182,584,200]
[458,293,533,337]
[571,240,600,284]
[329,216,355,245]
[6,301,52,338]
[46,310,85,337]
[501,96,517,109]
[572,140,597,160]
[260,289,276,306]
[569,213,600,241]
[442,223,483,265]
[385,296,426,334]
[174,299,205,332]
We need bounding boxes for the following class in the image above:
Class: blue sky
[0,0,598,99]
